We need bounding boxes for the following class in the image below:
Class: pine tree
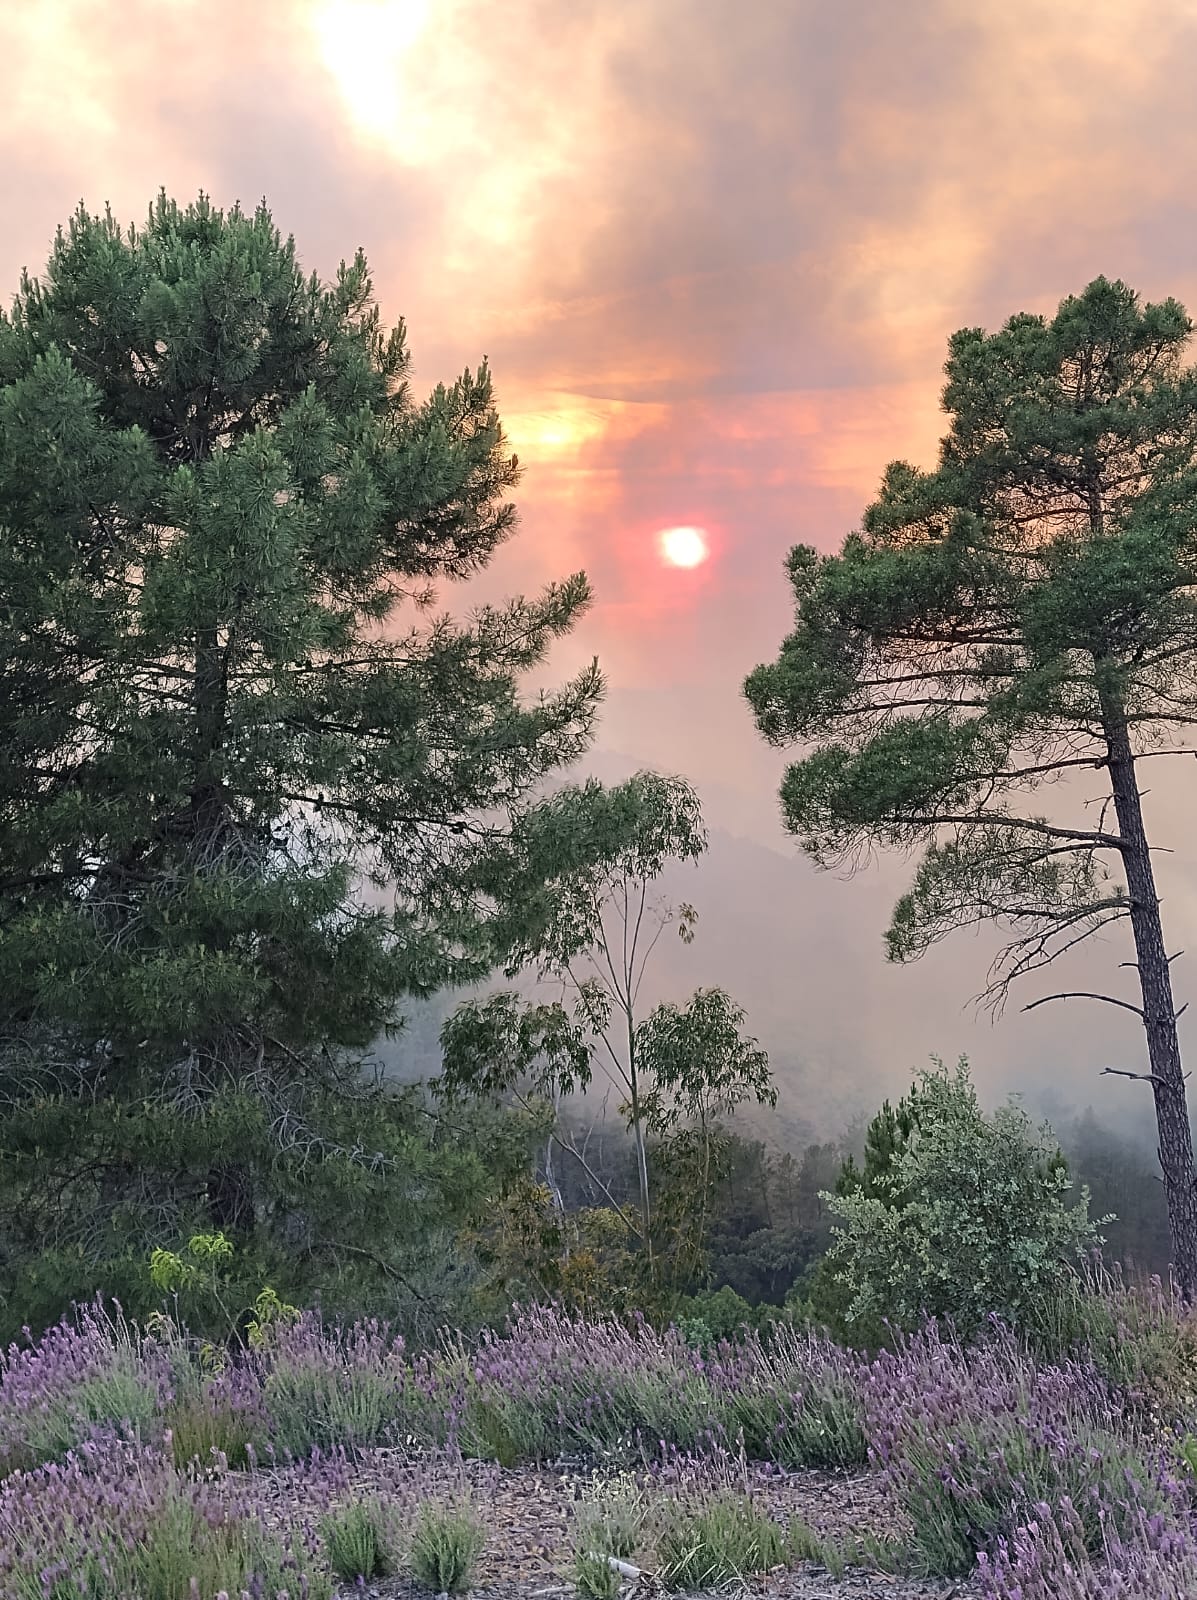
[0,194,611,1319]
[747,279,1197,1295]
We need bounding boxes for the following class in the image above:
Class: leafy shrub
[654,1489,785,1590]
[410,1500,485,1595]
[322,1495,395,1581]
[149,1234,301,1350]
[820,1060,1104,1345]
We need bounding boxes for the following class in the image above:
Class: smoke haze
[5,0,1197,1128]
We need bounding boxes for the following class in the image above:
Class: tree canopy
[746,278,1197,1293]
[0,193,622,1325]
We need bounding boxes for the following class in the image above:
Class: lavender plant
[1034,1258,1197,1413]
[257,1313,410,1456]
[653,1487,786,1591]
[0,1301,166,1477]
[572,1469,647,1562]
[320,1494,395,1582]
[409,1499,486,1595]
[706,1322,868,1468]
[0,1433,332,1600]
[573,1548,622,1600]
[978,1492,1197,1599]
[866,1322,1175,1575]
[449,1306,718,1464]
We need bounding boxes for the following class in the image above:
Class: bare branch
[1022,992,1145,1019]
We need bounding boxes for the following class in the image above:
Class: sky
[5,0,1197,1125]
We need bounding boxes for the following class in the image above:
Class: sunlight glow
[658,526,709,569]
[503,404,607,456]
[308,0,432,149]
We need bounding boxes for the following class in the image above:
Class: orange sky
[6,0,1197,1109]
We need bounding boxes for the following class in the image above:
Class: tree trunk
[1101,695,1197,1298]
[625,1009,653,1265]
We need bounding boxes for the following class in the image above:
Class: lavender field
[4,1290,1197,1600]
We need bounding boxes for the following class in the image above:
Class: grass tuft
[410,1499,485,1595]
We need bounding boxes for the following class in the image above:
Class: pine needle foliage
[0,192,614,1326]
[747,278,1197,1294]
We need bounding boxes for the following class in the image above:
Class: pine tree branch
[1022,992,1146,1019]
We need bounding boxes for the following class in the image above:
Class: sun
[658,526,709,569]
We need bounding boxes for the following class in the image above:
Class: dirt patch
[251,1452,981,1599]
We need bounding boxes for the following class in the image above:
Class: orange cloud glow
[4,0,1197,837]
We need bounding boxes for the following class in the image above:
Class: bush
[820,1060,1104,1345]
[0,1434,331,1600]
[450,1307,718,1464]
[866,1323,1175,1576]
[573,1472,646,1561]
[654,1489,786,1590]
[674,1286,761,1350]
[410,1501,485,1595]
[321,1495,395,1581]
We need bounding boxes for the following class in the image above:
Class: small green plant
[575,1473,644,1561]
[785,1519,824,1563]
[573,1549,622,1600]
[410,1501,485,1595]
[164,1394,257,1471]
[656,1491,785,1591]
[246,1285,300,1348]
[322,1496,394,1582]
[147,1234,299,1348]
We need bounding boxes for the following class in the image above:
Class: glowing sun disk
[658,525,709,568]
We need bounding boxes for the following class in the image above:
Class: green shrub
[322,1496,395,1582]
[573,1549,622,1600]
[675,1287,759,1350]
[410,1501,485,1595]
[819,1059,1104,1345]
[574,1473,645,1561]
[655,1490,785,1590]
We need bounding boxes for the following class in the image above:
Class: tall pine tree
[0,194,613,1322]
[747,279,1197,1295]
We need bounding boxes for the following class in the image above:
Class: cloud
[6,0,1197,1113]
